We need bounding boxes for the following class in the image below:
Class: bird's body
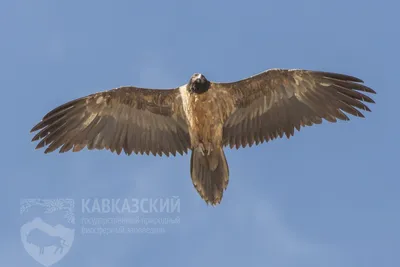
[179,81,231,153]
[178,76,234,203]
[30,68,376,206]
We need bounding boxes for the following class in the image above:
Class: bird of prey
[30,69,376,205]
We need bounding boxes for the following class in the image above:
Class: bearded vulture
[30,69,376,205]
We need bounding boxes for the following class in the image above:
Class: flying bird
[30,69,376,205]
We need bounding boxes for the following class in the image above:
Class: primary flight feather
[31,68,376,205]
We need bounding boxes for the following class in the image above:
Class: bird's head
[187,73,210,94]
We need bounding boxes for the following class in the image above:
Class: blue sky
[1,0,399,266]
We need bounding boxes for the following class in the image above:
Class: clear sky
[1,0,399,267]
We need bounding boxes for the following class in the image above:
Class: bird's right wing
[30,86,191,156]
[212,69,376,149]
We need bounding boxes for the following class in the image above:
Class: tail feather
[190,147,229,205]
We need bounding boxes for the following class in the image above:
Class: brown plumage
[30,69,376,206]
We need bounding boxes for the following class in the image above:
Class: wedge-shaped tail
[190,147,229,205]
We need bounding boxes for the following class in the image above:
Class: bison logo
[20,199,75,266]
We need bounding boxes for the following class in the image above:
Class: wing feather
[31,86,190,156]
[213,69,376,148]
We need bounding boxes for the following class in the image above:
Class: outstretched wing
[31,86,190,156]
[213,69,376,149]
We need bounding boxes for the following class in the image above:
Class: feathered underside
[31,69,376,155]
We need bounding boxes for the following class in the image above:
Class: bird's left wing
[31,86,190,156]
[212,69,376,149]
